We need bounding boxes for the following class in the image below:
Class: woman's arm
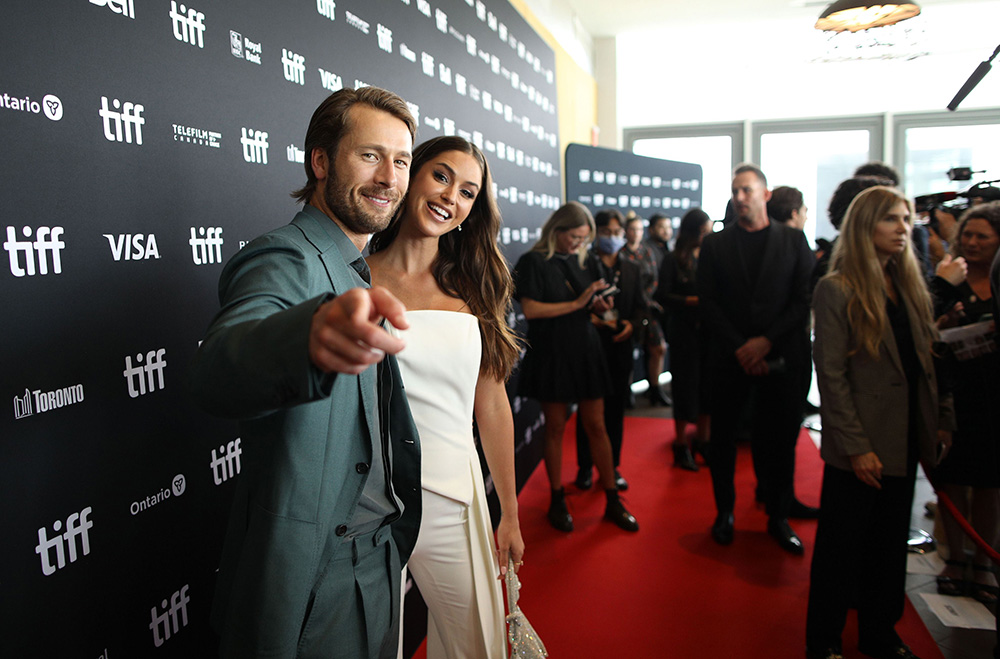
[519,278,606,320]
[474,373,525,574]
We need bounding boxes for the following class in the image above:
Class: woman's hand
[496,515,525,576]
[849,451,883,489]
[935,254,967,286]
[936,301,965,329]
[577,279,607,310]
[612,319,633,342]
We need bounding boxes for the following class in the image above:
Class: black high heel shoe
[671,442,699,471]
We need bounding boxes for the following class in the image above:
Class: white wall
[614,2,1000,131]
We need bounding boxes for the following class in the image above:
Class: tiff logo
[4,226,64,277]
[189,227,223,264]
[123,348,167,398]
[90,0,134,19]
[35,506,93,576]
[281,48,305,85]
[169,1,205,48]
[150,584,190,647]
[377,24,393,53]
[240,128,269,164]
[317,0,335,20]
[99,96,145,144]
[103,233,160,261]
[211,438,242,485]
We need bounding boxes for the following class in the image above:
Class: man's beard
[324,177,403,235]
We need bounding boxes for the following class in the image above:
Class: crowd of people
[187,86,997,659]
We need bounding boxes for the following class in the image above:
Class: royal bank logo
[317,0,336,20]
[130,474,185,516]
[103,233,161,261]
[189,227,223,264]
[1,92,63,121]
[150,584,190,647]
[90,0,134,19]
[240,128,269,165]
[4,226,65,277]
[169,1,205,49]
[230,30,262,65]
[35,506,93,576]
[123,348,167,398]
[211,438,242,485]
[281,48,305,85]
[100,96,145,145]
[172,123,221,148]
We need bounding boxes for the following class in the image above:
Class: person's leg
[578,398,639,531]
[937,483,971,593]
[707,368,749,517]
[540,401,569,490]
[970,487,1000,604]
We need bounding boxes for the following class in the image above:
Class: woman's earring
[457,223,463,232]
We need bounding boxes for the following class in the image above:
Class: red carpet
[408,415,942,658]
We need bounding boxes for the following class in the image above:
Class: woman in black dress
[513,201,639,533]
[656,208,712,470]
[930,201,1000,605]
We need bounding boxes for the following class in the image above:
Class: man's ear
[311,148,328,181]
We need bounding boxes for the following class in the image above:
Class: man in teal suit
[190,87,421,659]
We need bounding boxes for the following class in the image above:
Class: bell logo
[189,227,223,264]
[123,348,167,398]
[90,0,134,19]
[210,438,242,485]
[99,96,145,145]
[169,2,205,48]
[149,584,190,647]
[4,226,65,277]
[35,506,93,576]
[103,233,161,261]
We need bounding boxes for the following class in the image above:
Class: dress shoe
[574,467,593,490]
[691,438,710,465]
[604,493,639,532]
[711,511,734,545]
[790,498,820,519]
[671,442,699,472]
[767,518,804,555]
[614,469,629,491]
[647,386,672,407]
[547,488,573,532]
[857,642,921,659]
[806,648,844,659]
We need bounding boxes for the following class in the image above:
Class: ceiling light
[815,2,921,32]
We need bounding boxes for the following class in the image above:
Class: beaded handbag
[504,559,548,658]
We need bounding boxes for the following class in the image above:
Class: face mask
[596,235,625,254]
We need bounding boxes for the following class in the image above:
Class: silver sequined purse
[504,558,548,658]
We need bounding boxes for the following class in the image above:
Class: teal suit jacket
[189,205,421,656]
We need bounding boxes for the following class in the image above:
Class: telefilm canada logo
[13,384,85,419]
[172,122,221,149]
[230,30,262,64]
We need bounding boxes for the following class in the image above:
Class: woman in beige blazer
[805,186,955,659]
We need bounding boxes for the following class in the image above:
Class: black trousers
[706,361,802,519]
[577,332,633,471]
[805,463,916,653]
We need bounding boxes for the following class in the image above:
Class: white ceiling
[555,0,981,37]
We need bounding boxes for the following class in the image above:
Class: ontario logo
[0,92,63,121]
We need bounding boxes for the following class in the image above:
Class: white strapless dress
[388,310,507,658]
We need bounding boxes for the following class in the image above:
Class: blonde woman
[805,186,954,659]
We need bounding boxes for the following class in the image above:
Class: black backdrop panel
[0,1,557,656]
[565,143,703,223]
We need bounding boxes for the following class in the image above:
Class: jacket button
[356,462,370,474]
[335,524,348,536]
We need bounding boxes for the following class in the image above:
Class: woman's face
[404,150,481,236]
[959,218,1000,265]
[555,224,591,254]
[872,200,911,260]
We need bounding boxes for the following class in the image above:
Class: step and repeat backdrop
[0,1,560,655]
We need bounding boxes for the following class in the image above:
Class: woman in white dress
[368,136,525,659]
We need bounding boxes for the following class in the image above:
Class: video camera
[913,167,1000,217]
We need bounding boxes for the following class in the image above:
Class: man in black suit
[697,164,815,554]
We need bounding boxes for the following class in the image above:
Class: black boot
[547,487,573,532]
[672,442,699,472]
[604,489,639,532]
[691,438,711,465]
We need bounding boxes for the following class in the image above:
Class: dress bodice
[387,310,482,504]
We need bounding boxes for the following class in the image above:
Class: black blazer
[697,220,815,366]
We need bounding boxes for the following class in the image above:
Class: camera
[914,167,1000,214]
